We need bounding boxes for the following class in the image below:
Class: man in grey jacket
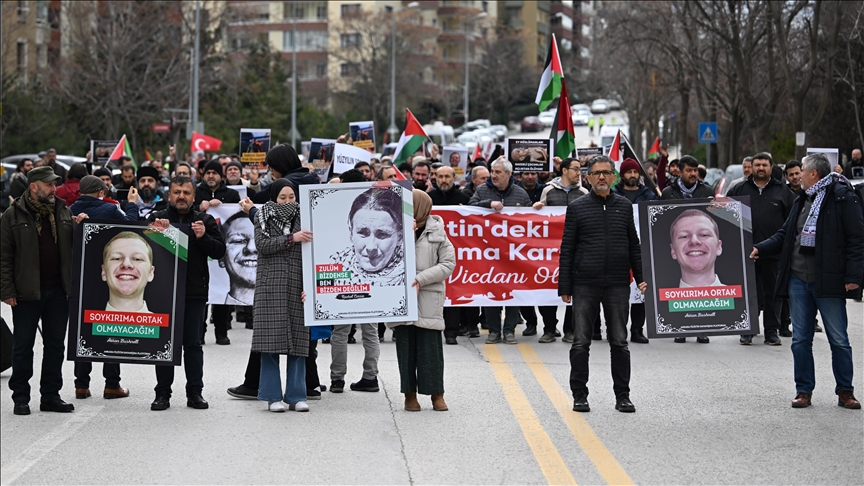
[469,157,531,344]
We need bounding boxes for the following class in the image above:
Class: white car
[571,104,590,113]
[572,109,591,126]
[489,125,508,141]
[538,110,556,127]
[591,99,609,114]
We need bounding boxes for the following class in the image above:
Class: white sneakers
[289,401,309,412]
[268,401,286,412]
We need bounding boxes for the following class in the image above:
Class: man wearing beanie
[252,144,320,204]
[224,159,260,196]
[93,168,117,199]
[134,166,168,220]
[613,158,659,344]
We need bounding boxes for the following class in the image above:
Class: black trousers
[242,340,320,392]
[443,307,481,338]
[569,285,630,398]
[520,306,560,334]
[74,362,121,390]
[754,259,781,335]
[591,303,646,336]
[155,299,206,396]
[207,304,232,339]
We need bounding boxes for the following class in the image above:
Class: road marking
[1,406,103,485]
[518,344,634,486]
[483,344,578,486]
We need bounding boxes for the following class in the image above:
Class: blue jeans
[788,275,854,394]
[9,284,69,404]
[259,353,306,404]
[569,285,631,398]
[154,299,206,396]
[483,306,520,335]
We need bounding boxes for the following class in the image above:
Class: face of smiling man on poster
[102,231,155,313]
[669,209,724,288]
[220,212,257,304]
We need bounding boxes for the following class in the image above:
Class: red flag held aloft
[190,132,222,152]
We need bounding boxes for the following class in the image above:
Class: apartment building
[1,0,62,85]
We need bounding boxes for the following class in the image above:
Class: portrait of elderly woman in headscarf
[330,187,406,287]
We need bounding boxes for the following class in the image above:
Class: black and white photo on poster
[68,221,189,365]
[505,138,553,172]
[299,181,418,325]
[206,203,261,306]
[639,197,760,338]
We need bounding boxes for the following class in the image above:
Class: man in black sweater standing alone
[559,155,645,414]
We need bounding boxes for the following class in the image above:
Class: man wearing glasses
[558,155,646,414]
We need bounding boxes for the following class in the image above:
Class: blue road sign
[698,122,718,143]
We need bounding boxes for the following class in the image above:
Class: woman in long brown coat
[251,179,312,412]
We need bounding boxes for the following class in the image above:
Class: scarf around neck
[24,190,58,243]
[801,172,847,247]
[256,201,300,239]
[677,177,698,198]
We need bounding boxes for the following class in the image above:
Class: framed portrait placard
[299,181,418,326]
[68,221,189,365]
[206,204,261,306]
[639,197,760,338]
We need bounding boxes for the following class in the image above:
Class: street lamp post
[388,2,419,143]
[463,12,487,126]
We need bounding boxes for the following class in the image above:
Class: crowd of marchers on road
[2,138,862,418]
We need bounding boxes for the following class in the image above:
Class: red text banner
[431,207,566,306]
[83,310,170,327]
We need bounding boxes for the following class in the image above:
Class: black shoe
[13,402,31,415]
[216,337,230,345]
[347,336,357,344]
[468,328,480,338]
[674,337,687,343]
[39,398,74,413]
[814,323,823,333]
[350,378,380,392]
[630,331,649,344]
[200,337,205,345]
[764,333,782,346]
[480,322,488,330]
[615,396,636,413]
[740,335,753,345]
[245,322,254,330]
[779,327,793,337]
[457,327,469,337]
[307,389,322,400]
[151,394,171,411]
[322,338,330,344]
[522,326,537,336]
[696,336,710,344]
[554,330,562,337]
[227,384,258,400]
[330,380,345,393]
[445,336,458,345]
[187,394,209,409]
[572,393,590,412]
[592,333,602,341]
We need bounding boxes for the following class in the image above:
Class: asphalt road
[1,301,862,485]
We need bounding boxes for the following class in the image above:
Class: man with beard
[785,160,804,195]
[613,158,658,344]
[728,152,795,345]
[517,171,547,205]
[44,148,67,183]
[412,161,433,192]
[2,167,86,415]
[148,176,226,411]
[354,161,375,181]
[843,148,862,179]
[193,161,240,345]
[134,166,168,220]
[224,159,260,196]
[430,166,477,344]
[661,155,716,344]
[9,158,34,199]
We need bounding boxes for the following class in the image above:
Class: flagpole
[620,131,662,196]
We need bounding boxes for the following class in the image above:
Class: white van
[424,122,456,147]
[599,125,630,147]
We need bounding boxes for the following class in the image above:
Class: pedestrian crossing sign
[698,122,717,143]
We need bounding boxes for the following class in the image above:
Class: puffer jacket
[55,178,81,207]
[390,215,456,331]
[70,195,139,221]
[613,183,659,203]
[558,191,643,292]
[469,177,532,208]
[540,177,588,206]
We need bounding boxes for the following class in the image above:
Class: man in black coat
[752,153,864,410]
[559,155,645,414]
[728,152,796,345]
[148,176,226,411]
[661,155,716,343]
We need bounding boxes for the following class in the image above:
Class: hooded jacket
[194,180,241,211]
[70,195,139,221]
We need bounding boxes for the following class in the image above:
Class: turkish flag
[190,132,222,152]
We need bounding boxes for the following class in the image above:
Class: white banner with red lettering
[432,205,643,307]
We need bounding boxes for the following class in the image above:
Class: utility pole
[192,0,200,135]
[289,2,300,147]
[387,5,398,143]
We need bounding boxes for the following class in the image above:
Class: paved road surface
[2,301,862,485]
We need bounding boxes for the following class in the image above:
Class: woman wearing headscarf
[390,190,456,411]
[251,179,314,412]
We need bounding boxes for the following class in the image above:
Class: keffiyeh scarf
[24,190,57,243]
[677,177,698,198]
[801,172,848,247]
[257,201,300,239]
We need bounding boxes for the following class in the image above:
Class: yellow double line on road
[483,344,634,486]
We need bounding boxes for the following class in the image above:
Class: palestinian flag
[604,129,622,186]
[647,137,660,158]
[144,149,153,162]
[549,78,575,159]
[535,33,563,112]
[471,143,482,162]
[392,108,429,165]
[108,135,136,168]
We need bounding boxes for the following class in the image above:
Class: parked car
[712,164,744,195]
[538,110,556,127]
[489,125,508,141]
[571,103,591,113]
[704,167,724,186]
[607,98,622,111]
[572,109,591,126]
[520,116,542,133]
[590,99,609,114]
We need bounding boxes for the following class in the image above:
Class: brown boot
[431,393,448,411]
[837,390,861,409]
[404,392,421,412]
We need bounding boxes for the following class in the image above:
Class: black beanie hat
[264,144,301,177]
[204,160,223,177]
[93,168,112,178]
[226,160,243,173]
[137,166,160,181]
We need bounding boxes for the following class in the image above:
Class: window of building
[340,33,361,48]
[316,63,327,77]
[37,44,47,69]
[17,41,27,82]
[284,30,328,51]
[482,1,489,12]
[340,62,360,77]
[341,4,361,17]
[317,5,327,19]
[35,0,47,24]
[17,0,29,23]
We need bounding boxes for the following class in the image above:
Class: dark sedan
[521,116,542,133]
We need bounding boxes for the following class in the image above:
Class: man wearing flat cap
[134,166,168,220]
[1,166,88,415]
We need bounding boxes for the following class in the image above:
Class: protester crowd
[2,139,862,418]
